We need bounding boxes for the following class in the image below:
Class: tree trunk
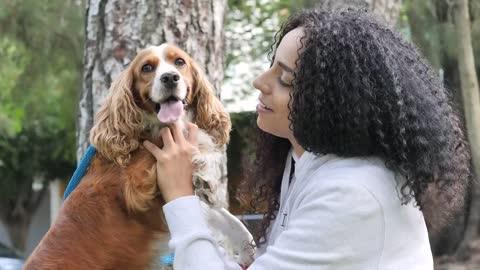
[406,0,443,70]
[310,0,402,26]
[452,0,480,260]
[4,218,30,252]
[78,0,228,205]
[0,178,49,252]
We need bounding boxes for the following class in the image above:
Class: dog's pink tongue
[157,100,183,123]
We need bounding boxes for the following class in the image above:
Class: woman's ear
[190,62,231,146]
[89,68,145,166]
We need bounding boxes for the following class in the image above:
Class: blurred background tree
[0,0,83,251]
[452,0,480,261]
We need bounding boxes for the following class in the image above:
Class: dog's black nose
[160,72,180,88]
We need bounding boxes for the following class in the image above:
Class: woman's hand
[143,122,199,203]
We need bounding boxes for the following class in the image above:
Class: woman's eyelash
[278,77,291,87]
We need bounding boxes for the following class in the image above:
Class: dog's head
[90,44,231,166]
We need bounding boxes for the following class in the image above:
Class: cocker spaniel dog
[24,44,254,270]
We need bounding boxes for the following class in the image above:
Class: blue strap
[62,145,97,202]
[160,253,175,266]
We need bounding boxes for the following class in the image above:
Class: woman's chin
[256,116,270,133]
[256,117,287,138]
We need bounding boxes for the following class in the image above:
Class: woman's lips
[257,100,273,113]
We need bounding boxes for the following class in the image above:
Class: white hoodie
[163,150,434,269]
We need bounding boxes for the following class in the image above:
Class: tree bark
[406,0,443,70]
[4,219,30,252]
[452,0,480,260]
[0,174,49,251]
[78,0,228,205]
[310,0,402,26]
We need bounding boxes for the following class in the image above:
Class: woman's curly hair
[244,6,472,247]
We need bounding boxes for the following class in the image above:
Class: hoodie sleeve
[163,195,243,270]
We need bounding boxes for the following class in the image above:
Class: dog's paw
[232,241,255,267]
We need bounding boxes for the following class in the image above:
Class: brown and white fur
[23,44,254,270]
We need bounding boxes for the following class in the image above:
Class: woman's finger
[170,122,186,144]
[186,122,198,146]
[160,127,174,149]
[143,140,163,160]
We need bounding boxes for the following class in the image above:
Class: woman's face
[253,27,304,139]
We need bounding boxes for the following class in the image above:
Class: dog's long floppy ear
[190,62,231,146]
[89,67,145,166]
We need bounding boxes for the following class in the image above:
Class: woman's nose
[252,72,271,94]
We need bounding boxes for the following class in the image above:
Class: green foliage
[226,0,294,67]
[0,0,84,206]
[227,111,257,168]
[226,111,257,212]
[0,123,75,201]
[403,0,480,81]
[0,37,29,136]
[398,0,480,115]
[223,0,298,105]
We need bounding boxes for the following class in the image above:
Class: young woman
[144,6,471,270]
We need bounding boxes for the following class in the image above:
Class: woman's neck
[290,138,305,158]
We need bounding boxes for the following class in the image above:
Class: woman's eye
[278,77,291,87]
[175,58,186,66]
[142,64,154,72]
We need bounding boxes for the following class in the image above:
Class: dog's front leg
[200,202,256,267]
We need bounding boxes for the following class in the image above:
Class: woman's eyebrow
[277,61,294,73]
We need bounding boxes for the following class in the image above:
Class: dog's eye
[142,64,154,72]
[174,58,186,66]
